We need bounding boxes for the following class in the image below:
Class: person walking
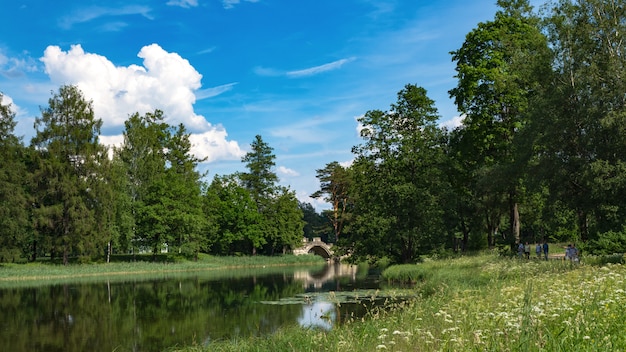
[535,243,542,259]
[542,241,549,260]
[565,244,573,260]
[524,242,531,259]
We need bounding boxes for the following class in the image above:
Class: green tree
[163,124,207,259]
[239,135,278,255]
[204,174,262,255]
[523,0,626,249]
[263,186,304,255]
[118,110,170,255]
[31,85,106,264]
[449,0,550,246]
[101,154,134,258]
[0,93,31,262]
[299,201,331,242]
[350,84,449,263]
[312,161,352,242]
[240,135,278,206]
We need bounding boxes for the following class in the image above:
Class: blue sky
[0,0,540,210]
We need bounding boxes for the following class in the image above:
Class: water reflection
[299,302,335,330]
[0,263,377,352]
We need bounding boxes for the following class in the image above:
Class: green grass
[0,253,326,288]
[172,253,626,352]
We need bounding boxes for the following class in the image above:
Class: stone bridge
[293,237,334,259]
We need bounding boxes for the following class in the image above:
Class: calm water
[0,264,384,352]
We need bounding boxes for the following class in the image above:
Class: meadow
[175,253,626,352]
[0,253,326,288]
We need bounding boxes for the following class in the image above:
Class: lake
[0,263,389,351]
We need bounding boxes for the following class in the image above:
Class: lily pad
[259,289,416,305]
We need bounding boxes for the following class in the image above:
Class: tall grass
[0,254,326,288]
[174,253,626,352]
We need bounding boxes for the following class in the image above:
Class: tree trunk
[511,201,520,244]
[31,240,37,262]
[578,210,588,242]
[63,246,69,266]
[509,190,520,244]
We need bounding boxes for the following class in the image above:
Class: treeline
[2,0,626,265]
[0,86,320,264]
[313,0,626,263]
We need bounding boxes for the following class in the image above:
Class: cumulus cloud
[0,93,16,112]
[166,0,199,8]
[189,128,245,163]
[277,166,300,177]
[439,114,465,130]
[39,43,244,163]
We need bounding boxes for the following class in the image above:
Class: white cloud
[286,58,356,78]
[0,50,39,78]
[339,159,353,168]
[355,114,366,137]
[166,0,199,8]
[222,0,260,9]
[0,93,16,112]
[196,82,238,100]
[277,166,299,177]
[98,134,124,148]
[253,66,282,77]
[189,129,245,163]
[39,43,244,163]
[59,5,153,29]
[439,114,465,130]
[98,21,129,32]
[254,57,356,79]
[197,47,216,55]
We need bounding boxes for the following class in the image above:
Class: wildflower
[583,336,591,340]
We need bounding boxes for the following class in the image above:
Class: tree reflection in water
[0,264,377,352]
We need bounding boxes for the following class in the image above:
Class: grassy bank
[174,253,626,352]
[0,253,326,288]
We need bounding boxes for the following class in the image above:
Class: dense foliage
[315,0,626,263]
[1,0,625,264]
[0,89,306,263]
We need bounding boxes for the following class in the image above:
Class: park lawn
[0,253,326,288]
[175,253,626,352]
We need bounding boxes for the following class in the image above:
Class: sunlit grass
[174,253,626,352]
[0,254,326,288]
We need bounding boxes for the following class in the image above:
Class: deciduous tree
[350,84,449,263]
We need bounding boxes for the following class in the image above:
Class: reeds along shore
[176,253,626,352]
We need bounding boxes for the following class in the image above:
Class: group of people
[517,241,549,260]
[516,241,579,262]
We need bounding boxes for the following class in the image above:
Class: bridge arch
[293,237,334,259]
[306,244,333,259]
